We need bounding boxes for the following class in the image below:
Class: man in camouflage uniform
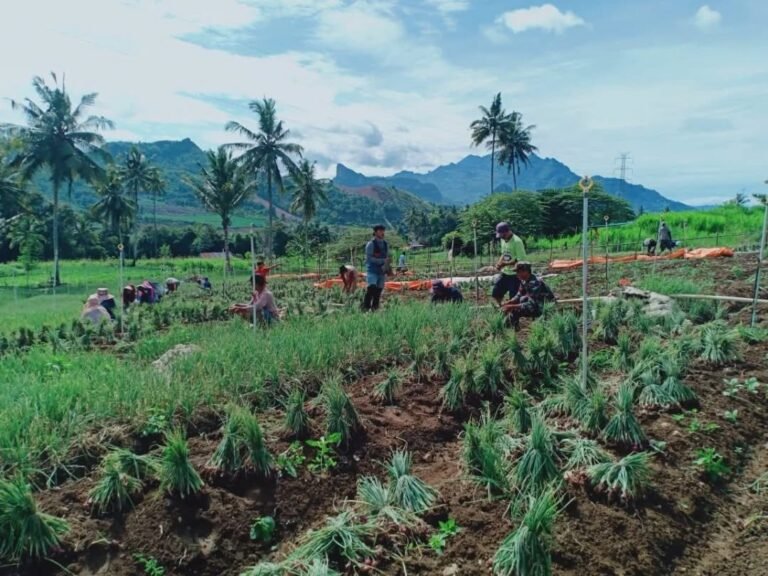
[501,261,555,330]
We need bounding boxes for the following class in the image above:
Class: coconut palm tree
[91,167,135,244]
[497,112,538,191]
[225,98,303,259]
[0,159,23,220]
[288,160,328,225]
[1,74,113,285]
[470,93,513,195]
[119,146,162,264]
[185,148,253,272]
[146,169,166,257]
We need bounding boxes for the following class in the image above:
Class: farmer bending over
[501,262,555,331]
[492,221,527,307]
[363,224,391,312]
[339,264,358,294]
[431,280,463,304]
[81,296,111,325]
[643,238,657,256]
[230,274,280,324]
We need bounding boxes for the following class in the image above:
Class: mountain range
[32,138,689,226]
[334,153,690,212]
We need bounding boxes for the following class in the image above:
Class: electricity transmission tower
[613,153,633,199]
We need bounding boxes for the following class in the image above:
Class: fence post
[751,193,768,327]
[579,176,594,389]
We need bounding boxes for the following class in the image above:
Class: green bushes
[209,407,273,477]
[159,430,203,498]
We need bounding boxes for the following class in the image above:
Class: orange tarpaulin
[549,248,732,270]
[313,276,452,291]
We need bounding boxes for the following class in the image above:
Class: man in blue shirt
[363,224,390,311]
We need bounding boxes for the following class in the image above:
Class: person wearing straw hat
[339,264,358,294]
[81,296,111,325]
[492,222,527,306]
[89,287,117,319]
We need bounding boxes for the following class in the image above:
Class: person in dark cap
[363,224,391,311]
[492,221,527,306]
[658,222,675,254]
[501,262,555,330]
[431,280,463,304]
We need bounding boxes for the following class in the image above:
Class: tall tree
[1,74,113,285]
[118,146,162,264]
[225,98,303,259]
[0,159,23,220]
[91,167,135,244]
[288,160,328,225]
[470,93,512,195]
[147,169,166,257]
[9,215,45,282]
[185,148,252,271]
[497,112,538,191]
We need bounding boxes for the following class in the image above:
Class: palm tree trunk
[223,223,232,273]
[52,181,60,286]
[490,134,496,195]
[132,188,139,266]
[153,191,158,258]
[267,171,273,260]
[512,159,518,191]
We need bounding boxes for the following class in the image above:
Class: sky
[1,0,766,205]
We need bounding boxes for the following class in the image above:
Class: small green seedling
[141,408,169,437]
[249,516,277,543]
[723,410,739,424]
[744,377,761,394]
[277,442,306,478]
[134,553,166,576]
[428,519,461,555]
[694,448,730,482]
[722,378,742,397]
[306,433,342,474]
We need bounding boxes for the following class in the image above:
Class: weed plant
[374,370,403,405]
[562,437,611,470]
[613,332,633,372]
[492,488,560,576]
[596,299,628,344]
[463,415,512,496]
[160,429,203,498]
[602,384,647,448]
[356,476,415,525]
[504,389,532,434]
[284,387,310,439]
[475,342,507,397]
[292,510,374,566]
[588,452,652,500]
[322,377,361,447]
[89,455,144,514]
[387,450,438,514]
[440,356,476,412]
[0,477,69,560]
[209,407,273,476]
[700,322,740,365]
[515,417,560,497]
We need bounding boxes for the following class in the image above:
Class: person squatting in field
[363,224,392,312]
[88,287,117,319]
[492,221,527,307]
[431,280,463,304]
[229,274,280,325]
[501,261,556,331]
[81,295,111,325]
[339,264,358,294]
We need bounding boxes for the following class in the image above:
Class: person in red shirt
[339,264,358,294]
[254,260,280,278]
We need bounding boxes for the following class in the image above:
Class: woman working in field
[229,274,280,325]
[81,296,111,325]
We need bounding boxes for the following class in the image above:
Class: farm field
[0,254,766,576]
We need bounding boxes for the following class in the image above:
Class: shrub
[292,510,374,566]
[0,477,69,560]
[356,476,414,525]
[504,389,532,434]
[387,450,438,514]
[602,384,647,448]
[440,356,475,412]
[492,488,560,576]
[526,322,559,381]
[89,456,144,514]
[474,342,507,397]
[588,452,652,500]
[549,311,581,360]
[160,430,204,498]
[613,332,633,372]
[596,299,628,344]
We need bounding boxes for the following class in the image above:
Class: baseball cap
[495,222,511,238]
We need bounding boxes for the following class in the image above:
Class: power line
[613,153,633,199]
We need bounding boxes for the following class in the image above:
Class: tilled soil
[3,254,767,576]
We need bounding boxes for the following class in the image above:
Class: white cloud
[496,4,586,34]
[693,5,721,31]
[315,2,405,56]
[424,0,470,13]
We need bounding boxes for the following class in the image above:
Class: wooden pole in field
[579,176,594,389]
[604,215,610,291]
[250,224,257,332]
[118,242,124,334]
[472,220,479,303]
[751,188,768,327]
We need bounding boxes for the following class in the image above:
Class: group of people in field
[79,276,212,325]
[230,221,556,332]
[643,222,677,256]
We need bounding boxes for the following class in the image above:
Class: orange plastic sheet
[313,277,449,292]
[549,247,732,270]
[269,273,321,280]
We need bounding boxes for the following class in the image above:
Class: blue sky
[1,0,766,205]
